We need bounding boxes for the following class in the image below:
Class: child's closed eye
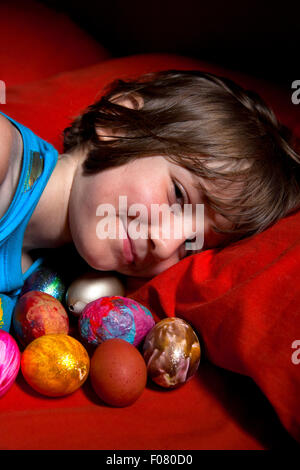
[173,179,188,206]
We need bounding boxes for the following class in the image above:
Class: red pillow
[1,52,299,445]
[0,0,110,87]
[129,209,300,443]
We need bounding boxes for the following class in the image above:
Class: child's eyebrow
[187,176,206,202]
[191,179,202,189]
[190,175,205,192]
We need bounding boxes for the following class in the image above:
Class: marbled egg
[13,291,69,347]
[79,296,155,347]
[65,271,125,316]
[143,317,201,388]
[0,330,21,397]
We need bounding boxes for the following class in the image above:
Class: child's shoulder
[0,113,23,220]
[0,113,14,186]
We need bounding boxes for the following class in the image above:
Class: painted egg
[0,330,21,397]
[20,265,66,302]
[65,271,125,316]
[143,317,201,388]
[90,338,147,407]
[79,296,155,347]
[21,334,90,397]
[13,291,69,347]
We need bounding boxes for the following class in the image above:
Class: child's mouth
[122,221,135,264]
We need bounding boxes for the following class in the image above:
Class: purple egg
[79,296,155,347]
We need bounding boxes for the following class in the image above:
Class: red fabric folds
[0,1,299,449]
[129,210,300,442]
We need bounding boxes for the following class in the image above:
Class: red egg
[13,291,69,346]
[90,338,147,407]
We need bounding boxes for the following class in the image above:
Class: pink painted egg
[0,330,21,397]
[79,296,155,347]
[13,291,69,347]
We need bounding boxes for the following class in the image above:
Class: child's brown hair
[63,70,300,242]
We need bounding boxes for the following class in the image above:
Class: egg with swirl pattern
[143,317,201,388]
[79,296,155,347]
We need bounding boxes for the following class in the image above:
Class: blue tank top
[0,111,58,332]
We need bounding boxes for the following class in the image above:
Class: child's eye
[173,180,186,206]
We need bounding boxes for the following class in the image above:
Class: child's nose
[149,225,199,261]
[148,208,204,261]
[150,235,186,261]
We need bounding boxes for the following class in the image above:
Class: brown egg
[90,338,147,407]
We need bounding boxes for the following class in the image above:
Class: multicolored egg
[79,296,155,347]
[21,334,90,397]
[90,338,147,407]
[143,317,201,388]
[13,291,69,346]
[20,265,66,302]
[0,330,21,397]
[65,271,125,316]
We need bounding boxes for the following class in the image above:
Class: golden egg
[21,334,90,396]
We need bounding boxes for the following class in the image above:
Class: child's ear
[95,92,143,141]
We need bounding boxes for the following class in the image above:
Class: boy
[1,70,299,332]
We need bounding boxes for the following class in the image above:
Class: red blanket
[0,0,299,450]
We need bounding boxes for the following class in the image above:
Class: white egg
[65,271,125,316]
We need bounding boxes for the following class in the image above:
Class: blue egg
[21,266,66,301]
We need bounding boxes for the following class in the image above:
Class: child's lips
[120,216,149,266]
[122,221,139,264]
[130,234,140,262]
[123,230,134,264]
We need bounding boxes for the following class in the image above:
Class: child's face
[68,156,233,278]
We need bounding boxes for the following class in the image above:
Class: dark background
[40,0,299,89]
